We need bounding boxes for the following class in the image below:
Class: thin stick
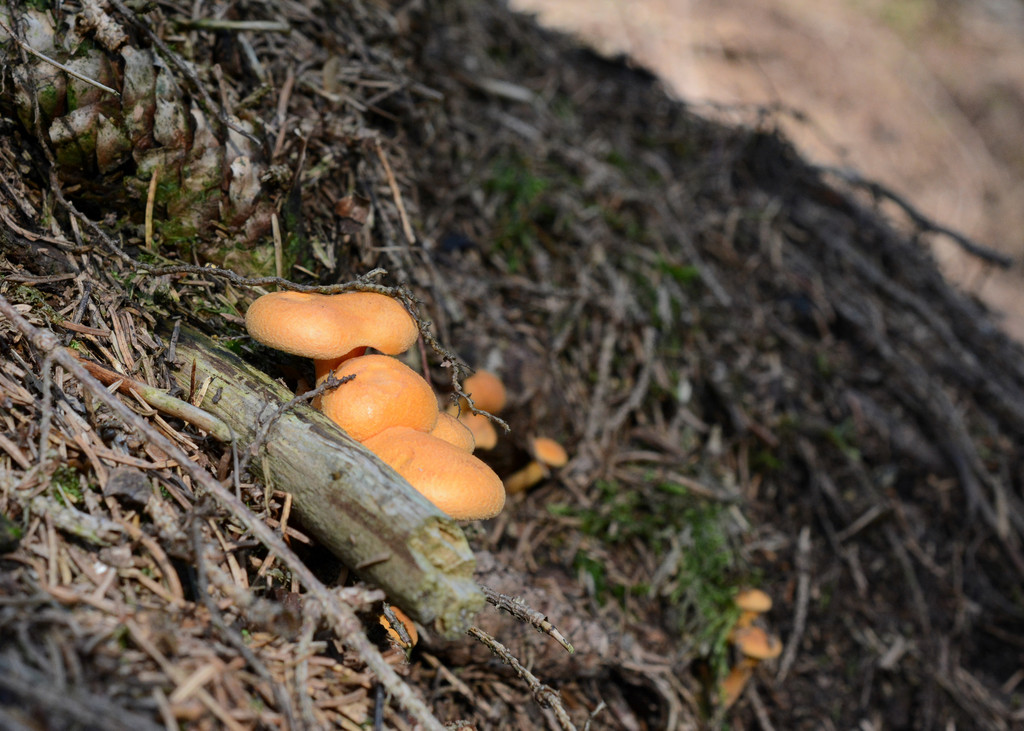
[145,167,159,250]
[71,353,233,443]
[481,585,574,654]
[467,626,578,731]
[747,686,777,731]
[272,213,283,279]
[178,19,290,33]
[776,525,810,683]
[0,294,447,731]
[374,140,415,244]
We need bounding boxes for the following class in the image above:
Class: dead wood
[167,326,485,636]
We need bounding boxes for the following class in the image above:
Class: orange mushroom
[730,627,782,661]
[448,369,506,451]
[245,290,419,371]
[320,355,438,442]
[503,436,568,494]
[429,412,476,453]
[719,662,755,709]
[362,427,505,519]
[448,410,498,450]
[460,370,507,413]
[734,588,772,629]
[718,626,783,708]
[379,606,418,649]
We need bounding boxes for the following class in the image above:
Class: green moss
[657,258,701,286]
[51,465,85,505]
[750,447,782,473]
[112,624,131,650]
[12,285,60,323]
[152,218,199,250]
[484,153,553,271]
[54,127,97,169]
[554,481,745,681]
[36,83,62,122]
[573,552,609,601]
[550,94,575,121]
[219,338,247,355]
[670,505,744,665]
[0,513,23,553]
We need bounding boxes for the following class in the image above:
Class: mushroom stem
[719,659,757,709]
[734,610,758,630]
[314,347,367,384]
[503,461,547,494]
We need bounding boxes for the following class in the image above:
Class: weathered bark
[169,327,484,637]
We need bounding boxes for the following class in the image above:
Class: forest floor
[1,1,1024,729]
[511,0,1024,341]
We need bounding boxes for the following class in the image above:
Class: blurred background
[511,0,1024,340]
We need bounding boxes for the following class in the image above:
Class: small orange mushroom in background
[447,369,507,451]
[362,427,505,519]
[459,370,507,413]
[503,436,568,494]
[719,625,783,709]
[730,626,783,661]
[319,355,439,442]
[450,411,498,450]
[733,588,772,629]
[719,663,755,710]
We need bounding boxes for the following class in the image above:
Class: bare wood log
[169,326,484,637]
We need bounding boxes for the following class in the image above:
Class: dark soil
[1,1,1023,729]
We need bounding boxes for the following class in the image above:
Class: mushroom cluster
[245,290,505,521]
[445,370,569,494]
[719,588,783,708]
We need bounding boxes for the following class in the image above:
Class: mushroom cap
[735,588,772,613]
[461,370,507,413]
[429,412,476,453]
[320,355,438,442]
[245,291,418,360]
[531,437,568,467]
[455,411,499,450]
[363,427,506,519]
[380,606,418,649]
[731,627,783,660]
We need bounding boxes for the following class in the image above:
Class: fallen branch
[167,326,485,635]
